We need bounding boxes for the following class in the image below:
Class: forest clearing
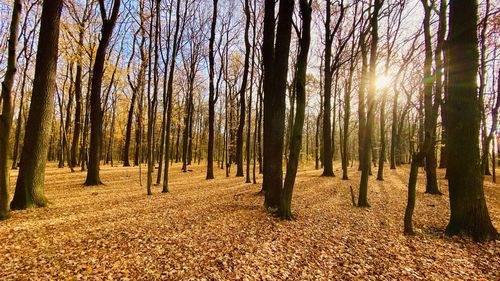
[1,163,498,279]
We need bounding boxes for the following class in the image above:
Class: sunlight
[376,74,391,89]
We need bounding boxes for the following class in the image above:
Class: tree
[10,0,64,210]
[85,0,121,186]
[146,0,160,195]
[207,0,218,180]
[236,0,252,178]
[358,0,381,208]
[262,0,295,210]
[444,0,498,242]
[479,0,492,175]
[67,0,92,168]
[163,0,186,192]
[421,0,441,195]
[0,0,23,219]
[321,0,345,177]
[245,0,256,184]
[280,0,312,220]
[11,0,38,171]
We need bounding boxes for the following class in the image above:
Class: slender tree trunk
[71,24,85,167]
[207,0,218,180]
[0,0,23,219]
[390,89,398,169]
[146,0,160,195]
[358,30,368,171]
[404,151,424,235]
[358,0,381,208]
[422,0,441,194]
[236,0,251,178]
[85,0,120,185]
[377,96,386,180]
[11,60,28,170]
[245,0,254,183]
[80,49,94,171]
[321,0,336,177]
[163,0,183,192]
[280,0,311,220]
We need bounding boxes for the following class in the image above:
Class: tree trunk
[71,24,85,167]
[377,96,386,180]
[321,0,336,177]
[445,0,498,242]
[280,0,311,220]
[358,0,381,208]
[236,0,251,178]
[11,58,28,171]
[390,89,398,169]
[85,0,121,186]
[163,0,183,192]
[11,0,63,210]
[422,0,441,195]
[262,0,294,210]
[0,0,23,219]
[207,0,218,180]
[404,151,424,235]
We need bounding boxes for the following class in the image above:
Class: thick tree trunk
[445,0,498,242]
[262,0,294,210]
[11,0,63,210]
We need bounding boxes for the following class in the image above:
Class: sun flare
[376,75,390,89]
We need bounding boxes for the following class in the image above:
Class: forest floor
[0,162,499,280]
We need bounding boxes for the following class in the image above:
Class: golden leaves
[0,163,498,279]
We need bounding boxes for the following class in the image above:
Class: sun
[376,75,390,89]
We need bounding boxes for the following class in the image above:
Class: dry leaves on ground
[0,162,499,280]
